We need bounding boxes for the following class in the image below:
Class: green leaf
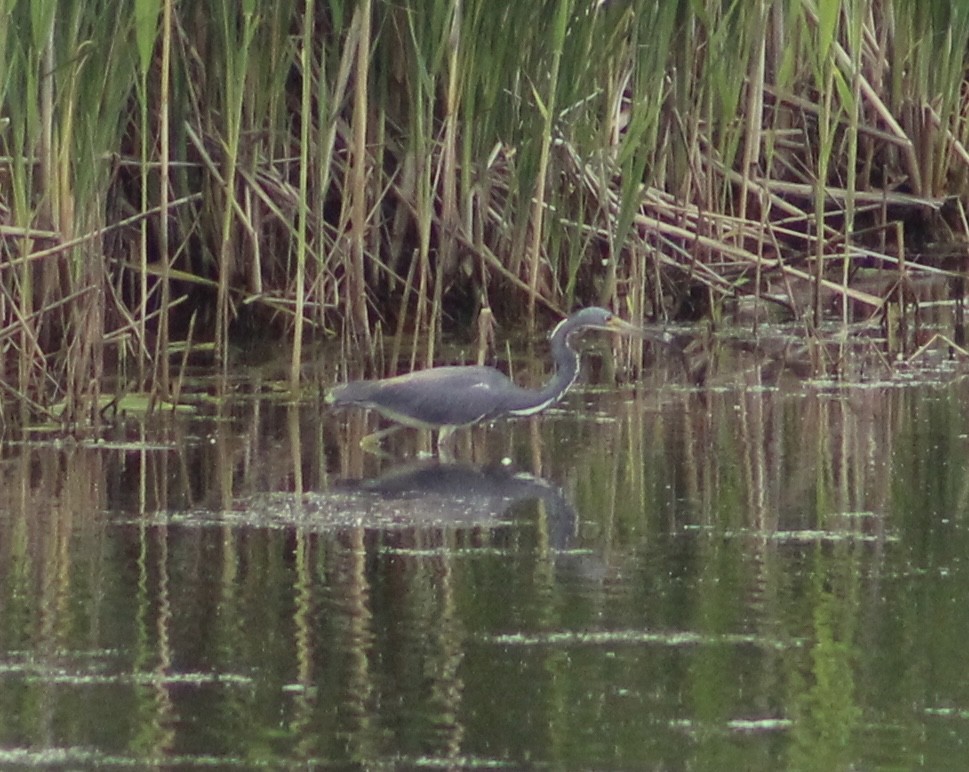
[817,0,840,61]
[30,0,55,50]
[133,0,161,75]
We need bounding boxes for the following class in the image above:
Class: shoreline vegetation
[2,1,969,427]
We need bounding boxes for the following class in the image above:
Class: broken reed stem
[171,309,197,408]
[390,248,420,378]
[348,0,372,347]
[154,0,173,402]
[139,80,150,388]
[896,219,908,350]
[410,243,430,374]
[291,0,314,395]
[525,0,571,330]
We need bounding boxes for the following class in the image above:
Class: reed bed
[2,0,969,424]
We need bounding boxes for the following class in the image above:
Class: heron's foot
[359,435,392,457]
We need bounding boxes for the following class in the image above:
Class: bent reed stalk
[1,0,969,426]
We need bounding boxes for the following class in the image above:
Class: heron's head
[556,307,644,339]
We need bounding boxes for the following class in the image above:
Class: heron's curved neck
[507,327,581,416]
[542,328,581,403]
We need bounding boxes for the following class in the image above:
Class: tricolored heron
[326,307,647,450]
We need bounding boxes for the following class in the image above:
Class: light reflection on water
[2,354,969,767]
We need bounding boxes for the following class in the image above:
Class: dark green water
[2,350,969,768]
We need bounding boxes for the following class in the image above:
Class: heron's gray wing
[332,366,525,428]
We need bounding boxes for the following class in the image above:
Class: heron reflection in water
[333,461,577,544]
[327,307,653,452]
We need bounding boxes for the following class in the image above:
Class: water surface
[2,338,969,768]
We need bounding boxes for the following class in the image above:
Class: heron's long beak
[605,316,646,336]
[606,315,674,346]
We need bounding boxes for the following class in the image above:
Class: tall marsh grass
[2,0,969,423]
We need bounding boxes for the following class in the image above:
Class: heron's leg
[436,426,458,462]
[360,424,405,452]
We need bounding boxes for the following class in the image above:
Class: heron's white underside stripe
[369,403,490,430]
[508,396,557,416]
[506,369,579,416]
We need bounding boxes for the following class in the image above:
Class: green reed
[3,0,969,422]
